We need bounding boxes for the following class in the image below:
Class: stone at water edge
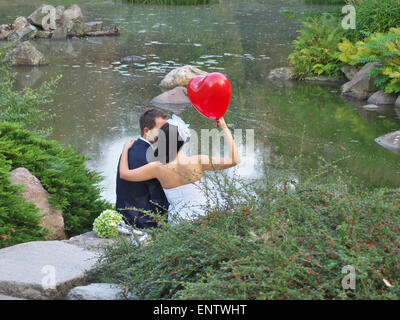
[66,283,137,300]
[0,241,98,300]
[341,62,379,100]
[267,67,295,81]
[363,104,380,110]
[5,41,48,66]
[160,65,208,89]
[9,167,67,240]
[62,4,84,32]
[341,65,359,81]
[6,16,37,41]
[28,4,57,30]
[367,90,397,105]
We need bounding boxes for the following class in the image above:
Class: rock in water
[121,55,147,63]
[9,167,66,240]
[150,86,192,114]
[28,4,57,30]
[66,283,137,300]
[62,4,84,32]
[375,130,400,155]
[367,90,397,105]
[341,62,379,100]
[5,41,48,66]
[160,65,207,89]
[0,241,98,299]
[267,67,295,81]
[7,17,37,41]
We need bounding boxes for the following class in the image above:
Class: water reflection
[0,0,399,203]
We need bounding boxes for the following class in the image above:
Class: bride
[119,114,240,224]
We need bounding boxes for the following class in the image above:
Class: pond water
[1,0,400,203]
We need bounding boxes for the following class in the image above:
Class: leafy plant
[91,167,400,300]
[338,28,400,93]
[289,16,346,79]
[349,0,400,41]
[93,209,123,238]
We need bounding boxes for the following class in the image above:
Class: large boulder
[160,65,207,89]
[341,62,380,100]
[150,86,192,114]
[62,4,84,32]
[267,67,295,81]
[0,241,98,299]
[66,283,137,300]
[341,65,359,81]
[9,167,66,240]
[375,130,400,155]
[28,5,57,30]
[367,90,397,105]
[5,41,48,66]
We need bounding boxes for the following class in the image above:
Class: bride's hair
[154,123,185,164]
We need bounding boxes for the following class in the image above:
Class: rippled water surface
[1,0,400,202]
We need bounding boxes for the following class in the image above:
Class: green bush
[92,169,400,300]
[0,48,60,136]
[0,122,111,237]
[0,153,48,248]
[289,16,346,79]
[350,0,400,41]
[338,27,400,93]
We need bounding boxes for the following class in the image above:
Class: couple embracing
[115,108,240,237]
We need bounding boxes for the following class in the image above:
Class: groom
[116,108,169,229]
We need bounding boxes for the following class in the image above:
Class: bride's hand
[123,139,135,151]
[216,117,228,130]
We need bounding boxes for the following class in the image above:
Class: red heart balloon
[187,72,231,120]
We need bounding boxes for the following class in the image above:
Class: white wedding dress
[163,178,208,224]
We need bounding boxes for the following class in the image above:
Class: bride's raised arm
[119,139,160,182]
[199,117,241,171]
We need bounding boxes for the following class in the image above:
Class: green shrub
[350,0,400,41]
[0,48,60,136]
[338,28,400,93]
[0,122,111,237]
[289,16,346,79]
[92,169,400,300]
[0,153,48,248]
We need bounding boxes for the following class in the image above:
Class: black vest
[115,139,169,229]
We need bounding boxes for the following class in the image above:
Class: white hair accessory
[167,114,191,142]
